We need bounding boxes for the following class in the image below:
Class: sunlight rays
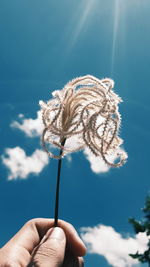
[62,0,127,76]
[68,0,98,49]
[111,0,120,77]
[110,0,127,77]
[71,0,96,45]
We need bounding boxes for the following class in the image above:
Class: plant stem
[54,138,66,227]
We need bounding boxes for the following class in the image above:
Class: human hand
[0,218,86,266]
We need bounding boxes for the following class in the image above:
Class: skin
[0,218,86,267]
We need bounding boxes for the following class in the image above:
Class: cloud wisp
[81,224,148,267]
[84,147,127,174]
[2,147,49,180]
[11,111,43,137]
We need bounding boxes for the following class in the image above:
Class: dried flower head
[39,75,127,167]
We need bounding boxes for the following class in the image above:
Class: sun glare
[68,0,98,49]
[111,0,120,76]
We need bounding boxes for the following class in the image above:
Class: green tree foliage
[129,195,150,266]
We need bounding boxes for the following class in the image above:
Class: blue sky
[0,0,150,266]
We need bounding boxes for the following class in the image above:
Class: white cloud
[81,225,148,267]
[84,147,127,174]
[10,111,127,175]
[11,111,43,137]
[2,147,49,180]
[84,148,110,173]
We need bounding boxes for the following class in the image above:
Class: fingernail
[48,227,65,240]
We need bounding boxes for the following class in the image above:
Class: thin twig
[54,138,66,227]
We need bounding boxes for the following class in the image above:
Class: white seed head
[39,75,127,167]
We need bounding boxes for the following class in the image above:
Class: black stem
[54,138,66,227]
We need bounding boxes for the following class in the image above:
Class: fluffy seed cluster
[39,75,127,167]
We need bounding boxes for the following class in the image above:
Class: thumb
[31,227,66,267]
